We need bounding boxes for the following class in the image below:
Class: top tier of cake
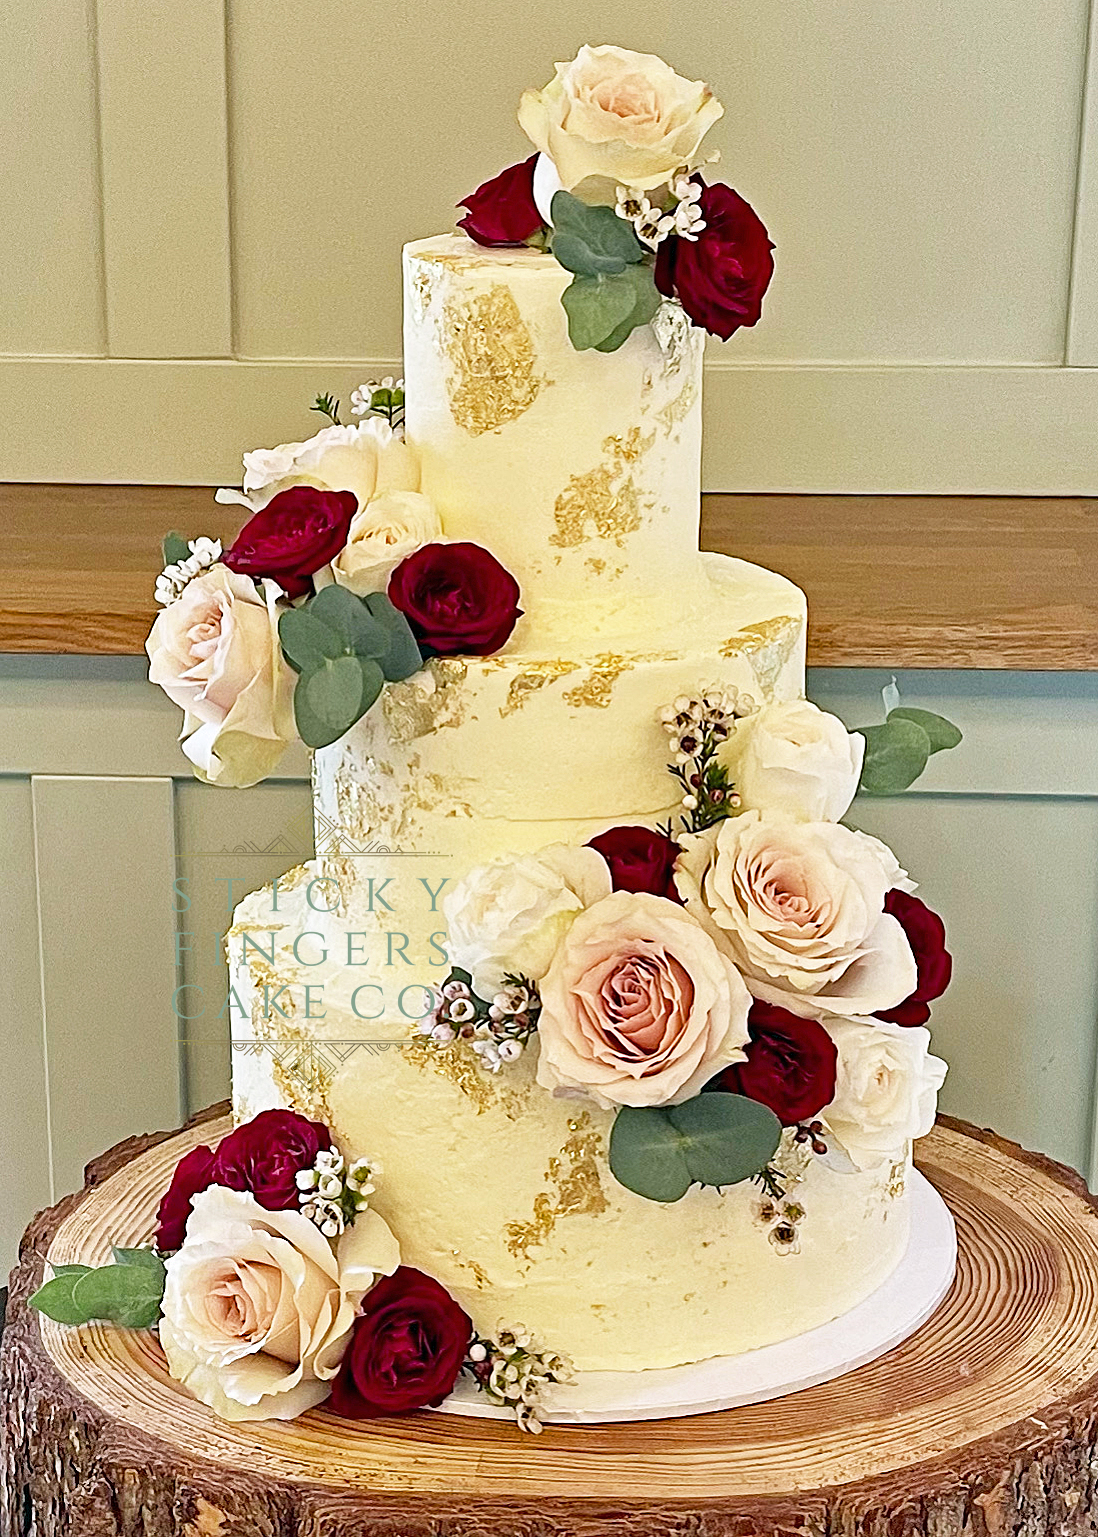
[403,234,708,646]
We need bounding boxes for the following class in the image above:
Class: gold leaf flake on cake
[505,1113,609,1262]
[452,1252,491,1289]
[402,1036,528,1119]
[239,954,336,1125]
[382,658,468,743]
[887,1160,907,1199]
[655,379,698,436]
[549,428,654,548]
[721,616,802,697]
[562,652,632,709]
[441,284,546,435]
[498,659,580,717]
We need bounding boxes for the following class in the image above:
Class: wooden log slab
[5,1105,1098,1536]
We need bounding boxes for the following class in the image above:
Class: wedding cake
[107,44,958,1428]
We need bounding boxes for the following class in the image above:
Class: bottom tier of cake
[231,875,913,1375]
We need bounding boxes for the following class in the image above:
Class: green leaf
[294,656,384,748]
[609,1093,782,1203]
[856,718,931,795]
[278,607,344,675]
[549,190,646,276]
[112,1247,167,1287]
[609,1106,692,1202]
[72,1263,165,1330]
[888,707,963,755]
[162,532,190,567]
[562,273,641,351]
[361,592,424,681]
[309,583,390,659]
[592,264,662,353]
[30,1271,93,1324]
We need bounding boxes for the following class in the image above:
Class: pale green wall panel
[0,779,51,1280]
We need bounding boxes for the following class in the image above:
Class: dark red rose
[875,890,952,1026]
[458,155,544,246]
[587,825,683,903]
[388,541,521,656]
[222,486,358,599]
[713,1002,837,1126]
[655,181,774,340]
[210,1108,331,1211]
[329,1266,472,1418]
[155,1141,219,1251]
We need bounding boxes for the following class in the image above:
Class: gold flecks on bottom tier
[499,659,580,717]
[721,616,802,696]
[441,284,547,435]
[505,1113,609,1262]
[401,1036,529,1120]
[562,652,632,709]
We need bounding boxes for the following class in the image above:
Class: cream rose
[146,565,297,788]
[674,811,918,1019]
[822,1017,948,1170]
[159,1186,400,1422]
[729,700,865,823]
[518,44,724,197]
[216,418,419,517]
[443,843,612,996]
[536,890,750,1108]
[331,490,443,596]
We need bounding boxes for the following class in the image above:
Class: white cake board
[434,1168,956,1425]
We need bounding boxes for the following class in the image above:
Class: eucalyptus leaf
[278,607,343,675]
[361,592,424,681]
[30,1271,94,1324]
[561,272,642,351]
[308,583,389,659]
[608,1106,692,1202]
[161,532,190,567]
[294,656,384,748]
[549,191,645,276]
[609,1092,782,1203]
[72,1263,165,1329]
[888,707,963,754]
[592,264,662,353]
[856,718,931,795]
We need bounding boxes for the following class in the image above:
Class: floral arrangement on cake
[459,44,774,351]
[146,383,523,788]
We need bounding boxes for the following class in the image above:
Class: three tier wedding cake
[37,44,958,1433]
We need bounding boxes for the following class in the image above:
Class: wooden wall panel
[0,0,105,355]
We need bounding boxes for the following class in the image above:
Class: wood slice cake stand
[5,1105,1098,1537]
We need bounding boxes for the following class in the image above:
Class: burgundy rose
[712,1001,837,1126]
[388,541,521,656]
[587,825,683,903]
[875,890,952,1027]
[458,156,544,246]
[155,1141,219,1251]
[329,1266,472,1418]
[223,486,358,600]
[210,1108,331,1211]
[655,181,774,341]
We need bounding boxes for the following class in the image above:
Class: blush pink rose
[535,890,751,1108]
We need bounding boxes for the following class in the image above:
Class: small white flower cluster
[349,376,405,419]
[295,1146,376,1239]
[614,171,707,250]
[418,975,539,1072]
[658,689,752,814]
[467,1326,575,1433]
[155,537,223,606]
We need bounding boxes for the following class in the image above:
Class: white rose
[443,843,613,996]
[159,1186,400,1422]
[822,1017,948,1170]
[536,891,750,1108]
[674,811,918,1018]
[518,45,724,198]
[729,700,864,823]
[331,490,443,596]
[145,565,297,788]
[216,419,419,517]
